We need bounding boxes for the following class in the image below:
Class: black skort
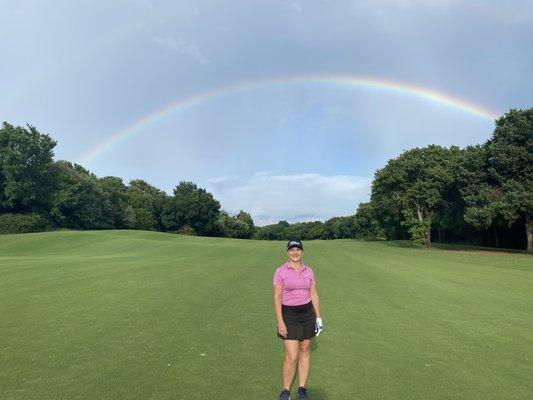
[277,301,316,341]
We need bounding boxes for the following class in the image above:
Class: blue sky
[1,0,532,225]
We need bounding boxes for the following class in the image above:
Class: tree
[371,145,461,247]
[162,181,221,235]
[216,211,251,238]
[49,161,109,229]
[97,176,128,228]
[322,216,357,239]
[486,109,533,252]
[126,179,168,231]
[353,202,383,239]
[458,145,501,244]
[287,221,324,240]
[254,221,290,240]
[0,122,56,212]
[306,221,325,239]
[235,210,255,238]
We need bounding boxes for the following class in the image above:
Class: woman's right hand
[277,321,288,338]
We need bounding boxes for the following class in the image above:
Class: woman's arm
[273,285,287,337]
[310,284,321,318]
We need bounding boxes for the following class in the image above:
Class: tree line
[241,108,532,252]
[0,108,531,251]
[370,108,531,252]
[0,122,254,238]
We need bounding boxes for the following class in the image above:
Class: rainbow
[78,75,500,164]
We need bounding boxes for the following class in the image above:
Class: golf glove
[315,317,323,337]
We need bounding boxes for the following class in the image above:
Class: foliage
[372,145,461,247]
[287,221,325,240]
[406,218,432,247]
[353,202,383,239]
[254,216,358,240]
[177,225,196,235]
[458,145,498,230]
[487,109,533,251]
[0,212,52,234]
[322,216,357,239]
[216,210,254,239]
[216,211,250,238]
[96,176,128,229]
[458,109,532,251]
[235,210,255,238]
[254,220,290,240]
[162,181,221,236]
[0,122,56,212]
[49,161,109,229]
[125,179,168,230]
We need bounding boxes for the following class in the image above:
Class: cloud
[206,172,372,226]
[153,36,208,64]
[289,2,303,12]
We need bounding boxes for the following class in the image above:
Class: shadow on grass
[309,387,328,400]
[375,240,526,254]
[376,240,419,249]
[431,242,526,254]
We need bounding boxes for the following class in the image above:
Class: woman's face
[287,247,303,263]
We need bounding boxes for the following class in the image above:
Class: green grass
[1,231,532,400]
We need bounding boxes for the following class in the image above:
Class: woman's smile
[288,248,303,263]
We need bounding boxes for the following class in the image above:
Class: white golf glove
[315,317,323,337]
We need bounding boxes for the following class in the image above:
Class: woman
[273,238,323,400]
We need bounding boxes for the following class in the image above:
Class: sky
[1,0,532,225]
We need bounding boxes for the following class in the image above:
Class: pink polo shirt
[273,262,316,306]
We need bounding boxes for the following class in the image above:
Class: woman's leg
[282,339,300,390]
[297,339,312,387]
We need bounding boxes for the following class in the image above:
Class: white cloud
[206,172,372,226]
[289,2,303,12]
[153,36,208,64]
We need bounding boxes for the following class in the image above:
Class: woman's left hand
[315,317,323,336]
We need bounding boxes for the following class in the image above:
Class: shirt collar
[285,261,307,270]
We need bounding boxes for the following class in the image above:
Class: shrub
[0,212,53,234]
[177,225,196,236]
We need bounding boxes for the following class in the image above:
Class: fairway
[1,231,532,400]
